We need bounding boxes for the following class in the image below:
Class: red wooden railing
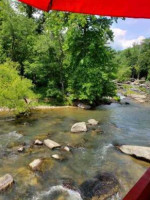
[123,168,150,200]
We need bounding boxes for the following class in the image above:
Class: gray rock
[71,122,87,133]
[29,159,43,171]
[118,145,150,162]
[34,139,43,145]
[88,119,99,126]
[52,154,64,161]
[63,146,70,152]
[44,139,61,149]
[0,174,14,191]
[80,173,119,200]
[18,146,25,153]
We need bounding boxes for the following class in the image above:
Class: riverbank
[1,79,150,115]
[117,80,150,104]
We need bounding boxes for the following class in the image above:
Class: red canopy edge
[19,0,150,18]
[19,0,51,11]
[123,168,150,200]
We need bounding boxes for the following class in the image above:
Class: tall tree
[0,0,36,75]
[64,14,117,104]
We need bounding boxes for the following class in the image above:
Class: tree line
[116,39,150,82]
[0,0,118,113]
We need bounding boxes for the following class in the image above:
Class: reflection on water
[0,101,150,199]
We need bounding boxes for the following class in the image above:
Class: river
[0,99,150,200]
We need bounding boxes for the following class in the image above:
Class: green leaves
[0,1,117,107]
[64,14,116,104]
[116,38,150,81]
[0,60,36,114]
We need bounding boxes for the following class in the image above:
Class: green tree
[64,14,117,104]
[115,38,150,81]
[0,0,36,75]
[0,60,36,114]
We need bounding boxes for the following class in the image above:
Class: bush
[0,60,36,114]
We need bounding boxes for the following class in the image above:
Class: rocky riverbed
[0,102,150,200]
[117,80,150,104]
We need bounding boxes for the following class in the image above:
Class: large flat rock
[44,139,61,149]
[71,122,87,133]
[0,174,14,191]
[118,145,150,162]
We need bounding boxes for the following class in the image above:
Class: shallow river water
[0,99,150,200]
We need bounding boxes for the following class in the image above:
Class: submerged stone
[71,122,87,133]
[0,174,14,191]
[80,173,119,200]
[29,159,43,171]
[34,139,43,145]
[44,139,61,149]
[52,154,65,161]
[16,167,39,187]
[61,178,79,192]
[18,146,25,153]
[88,119,99,126]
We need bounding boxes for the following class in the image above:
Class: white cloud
[111,28,145,50]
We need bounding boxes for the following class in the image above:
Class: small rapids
[109,193,121,200]
[32,185,83,200]
[8,131,22,139]
[100,144,113,160]
[0,131,22,148]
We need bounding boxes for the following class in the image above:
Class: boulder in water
[118,145,150,162]
[88,119,99,126]
[61,178,79,192]
[29,159,43,171]
[80,173,119,200]
[18,146,25,153]
[63,146,70,152]
[44,139,61,149]
[71,122,87,133]
[52,154,65,161]
[34,139,43,145]
[0,174,14,191]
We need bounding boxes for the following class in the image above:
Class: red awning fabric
[19,0,150,19]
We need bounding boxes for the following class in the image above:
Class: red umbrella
[19,0,150,18]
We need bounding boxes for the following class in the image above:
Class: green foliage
[64,14,117,104]
[0,61,36,114]
[0,0,118,109]
[117,66,132,82]
[116,39,150,81]
[0,0,37,75]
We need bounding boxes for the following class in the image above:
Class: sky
[111,18,150,50]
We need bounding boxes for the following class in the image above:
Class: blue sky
[111,18,150,50]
